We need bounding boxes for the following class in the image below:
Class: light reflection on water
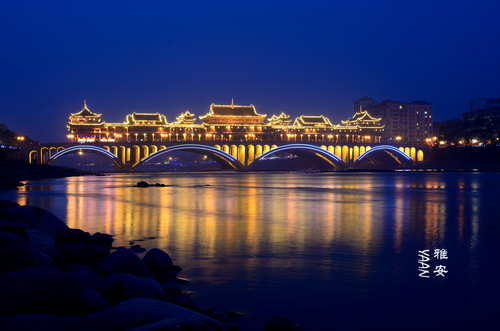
[3,172,499,330]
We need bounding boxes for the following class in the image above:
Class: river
[1,171,499,330]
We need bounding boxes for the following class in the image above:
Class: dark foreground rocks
[0,199,240,331]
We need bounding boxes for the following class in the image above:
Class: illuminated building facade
[67,99,384,144]
[355,97,433,143]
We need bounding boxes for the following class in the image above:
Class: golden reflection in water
[393,196,404,254]
[57,173,479,281]
[423,177,446,248]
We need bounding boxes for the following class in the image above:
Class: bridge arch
[354,145,414,168]
[47,145,125,169]
[29,150,38,164]
[134,144,244,170]
[251,143,347,170]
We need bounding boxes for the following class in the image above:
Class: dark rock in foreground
[99,249,153,277]
[265,316,303,331]
[0,231,36,272]
[0,199,240,330]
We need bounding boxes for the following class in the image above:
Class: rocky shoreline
[0,160,89,190]
[0,200,303,331]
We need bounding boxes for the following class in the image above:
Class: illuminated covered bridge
[28,142,424,170]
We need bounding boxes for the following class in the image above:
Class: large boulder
[0,206,69,240]
[98,249,152,277]
[99,273,165,304]
[142,248,173,274]
[81,289,113,314]
[118,299,223,330]
[0,222,30,242]
[0,267,85,316]
[83,298,223,330]
[26,229,55,255]
[0,314,92,331]
[0,231,36,273]
[265,316,303,331]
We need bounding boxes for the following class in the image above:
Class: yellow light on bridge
[395,136,402,141]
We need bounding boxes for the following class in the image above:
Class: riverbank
[0,199,236,330]
[0,199,303,331]
[0,160,88,190]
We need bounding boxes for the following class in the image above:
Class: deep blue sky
[1,0,499,142]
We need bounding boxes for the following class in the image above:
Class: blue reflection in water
[2,172,499,330]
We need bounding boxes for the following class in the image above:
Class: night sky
[1,0,499,142]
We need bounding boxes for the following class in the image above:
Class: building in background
[354,97,433,144]
[435,96,500,146]
[462,96,500,121]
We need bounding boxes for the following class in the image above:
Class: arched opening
[263,145,270,153]
[410,147,416,161]
[230,145,238,159]
[250,144,346,170]
[354,145,414,169]
[255,145,263,158]
[150,145,158,155]
[223,145,230,154]
[132,146,140,166]
[117,146,125,165]
[353,146,360,162]
[111,146,118,157]
[141,145,150,160]
[247,145,255,165]
[328,146,334,154]
[417,150,424,162]
[29,150,38,164]
[335,146,341,158]
[49,147,56,158]
[342,146,349,164]
[41,147,49,164]
[238,145,246,166]
[214,145,221,150]
[134,144,243,171]
[47,145,124,171]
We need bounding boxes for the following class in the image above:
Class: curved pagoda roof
[341,110,381,125]
[126,112,167,125]
[293,115,333,127]
[199,99,267,125]
[174,110,196,124]
[268,112,292,125]
[70,101,102,119]
[68,101,103,125]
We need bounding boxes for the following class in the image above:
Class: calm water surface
[1,172,499,330]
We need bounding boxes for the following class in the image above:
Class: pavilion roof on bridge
[174,110,197,125]
[293,115,333,127]
[69,101,103,124]
[340,110,384,129]
[126,112,168,126]
[199,99,267,125]
[268,112,292,125]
